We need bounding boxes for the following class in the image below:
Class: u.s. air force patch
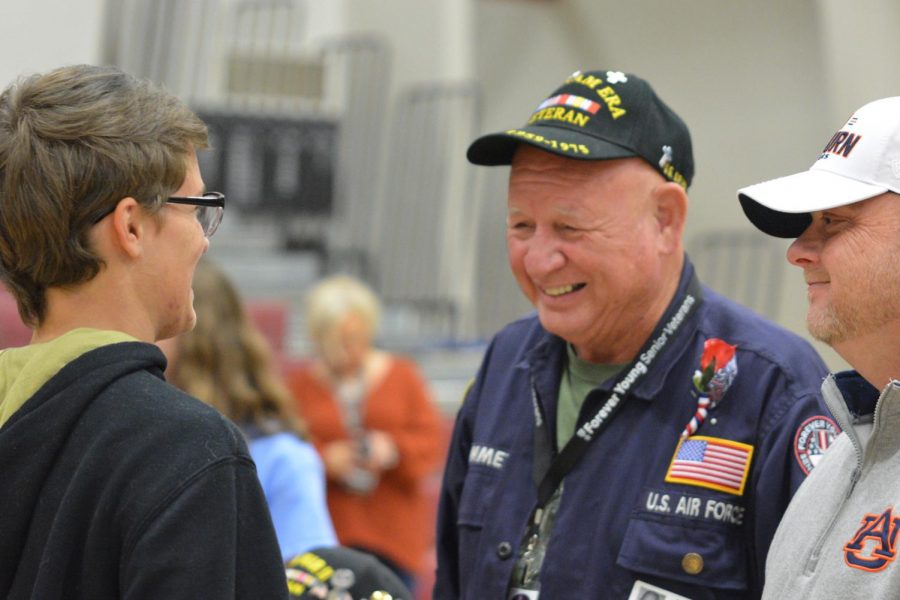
[794,415,840,474]
[664,435,753,496]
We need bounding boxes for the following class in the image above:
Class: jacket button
[496,542,513,559]
[682,552,704,575]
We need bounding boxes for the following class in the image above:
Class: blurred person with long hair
[287,274,446,593]
[160,258,337,561]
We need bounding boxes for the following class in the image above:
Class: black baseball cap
[285,546,412,600]
[467,69,694,189]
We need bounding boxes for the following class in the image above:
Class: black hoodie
[0,341,289,599]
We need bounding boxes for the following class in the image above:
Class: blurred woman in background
[160,258,337,561]
[287,275,445,593]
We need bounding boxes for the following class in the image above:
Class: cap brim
[738,169,888,238]
[467,123,637,166]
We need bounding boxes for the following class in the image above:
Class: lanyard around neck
[531,273,703,507]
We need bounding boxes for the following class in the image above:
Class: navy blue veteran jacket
[434,260,834,600]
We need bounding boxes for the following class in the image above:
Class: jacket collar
[830,370,881,419]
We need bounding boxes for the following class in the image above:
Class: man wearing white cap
[738,96,900,599]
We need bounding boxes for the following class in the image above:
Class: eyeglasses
[166,191,225,237]
[92,191,225,238]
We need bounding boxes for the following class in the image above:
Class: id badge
[627,580,692,600]
[508,587,540,600]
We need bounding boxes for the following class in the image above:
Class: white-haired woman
[287,275,445,594]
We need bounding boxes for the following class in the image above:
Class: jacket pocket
[455,468,500,587]
[457,468,498,528]
[616,514,748,592]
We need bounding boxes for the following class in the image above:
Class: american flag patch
[536,94,601,114]
[665,436,754,496]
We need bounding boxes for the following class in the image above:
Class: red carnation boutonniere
[680,338,738,438]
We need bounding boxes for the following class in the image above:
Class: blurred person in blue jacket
[434,68,835,600]
[160,257,337,561]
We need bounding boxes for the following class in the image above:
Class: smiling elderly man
[738,96,900,600]
[434,69,834,600]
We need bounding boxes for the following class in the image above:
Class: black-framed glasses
[92,191,225,238]
[167,191,225,238]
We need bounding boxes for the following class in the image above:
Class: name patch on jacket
[642,488,746,526]
[664,435,753,496]
[469,444,509,470]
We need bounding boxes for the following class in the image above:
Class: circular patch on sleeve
[794,415,840,474]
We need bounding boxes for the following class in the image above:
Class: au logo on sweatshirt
[844,506,900,572]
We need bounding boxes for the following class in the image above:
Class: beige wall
[344,0,476,88]
[0,0,105,87]
[817,0,900,123]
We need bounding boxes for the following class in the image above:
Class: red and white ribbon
[680,395,711,439]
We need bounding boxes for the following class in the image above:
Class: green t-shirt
[511,345,627,591]
[556,344,625,448]
[0,328,137,427]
